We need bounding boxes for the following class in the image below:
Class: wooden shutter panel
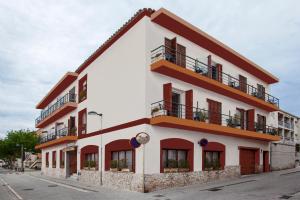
[216,64,223,82]
[237,108,245,129]
[239,75,247,93]
[185,90,193,120]
[176,44,186,67]
[246,109,255,131]
[207,99,222,125]
[207,55,212,78]
[163,83,172,115]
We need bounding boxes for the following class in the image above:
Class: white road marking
[0,177,23,200]
[28,175,90,193]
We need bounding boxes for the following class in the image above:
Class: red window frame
[78,74,87,103]
[52,151,56,168]
[60,150,65,168]
[46,152,49,167]
[78,108,87,135]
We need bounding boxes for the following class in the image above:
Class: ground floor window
[111,150,133,171]
[204,151,221,170]
[60,150,65,168]
[52,151,56,168]
[46,152,49,167]
[162,149,189,172]
[84,153,98,170]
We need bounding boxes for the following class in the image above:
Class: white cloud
[0,0,299,137]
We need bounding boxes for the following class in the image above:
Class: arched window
[160,138,194,173]
[105,139,135,172]
[202,142,225,170]
[80,145,99,170]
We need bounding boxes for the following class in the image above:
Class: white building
[270,110,300,170]
[35,8,281,192]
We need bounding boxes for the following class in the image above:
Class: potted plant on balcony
[178,159,190,172]
[164,159,178,173]
[69,127,77,136]
[226,116,236,128]
[194,110,208,122]
[110,160,118,172]
[151,104,166,117]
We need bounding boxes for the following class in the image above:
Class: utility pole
[21,144,24,172]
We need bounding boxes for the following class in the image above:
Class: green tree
[0,129,39,168]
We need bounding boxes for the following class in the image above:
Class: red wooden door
[69,150,77,175]
[240,149,255,175]
[263,151,270,172]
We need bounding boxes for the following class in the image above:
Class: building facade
[35,8,281,192]
[270,111,300,170]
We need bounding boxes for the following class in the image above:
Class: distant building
[270,110,300,170]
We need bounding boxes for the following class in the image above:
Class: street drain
[23,188,34,191]
[48,184,58,187]
[153,194,165,197]
[280,195,292,199]
[207,188,222,192]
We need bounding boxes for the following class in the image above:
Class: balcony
[35,126,77,150]
[150,46,279,112]
[284,122,291,129]
[35,93,77,128]
[150,100,280,141]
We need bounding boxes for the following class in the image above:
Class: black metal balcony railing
[151,45,279,107]
[39,126,76,144]
[151,100,279,136]
[35,93,76,125]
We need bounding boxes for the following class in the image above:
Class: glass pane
[178,150,187,161]
[119,151,126,168]
[168,150,176,160]
[126,151,132,170]
[205,152,212,167]
[162,150,167,168]
[112,152,118,161]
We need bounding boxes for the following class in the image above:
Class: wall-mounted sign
[198,138,208,147]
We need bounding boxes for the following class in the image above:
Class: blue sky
[0,0,299,138]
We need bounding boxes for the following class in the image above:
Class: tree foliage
[0,129,39,166]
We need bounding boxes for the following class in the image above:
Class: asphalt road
[1,167,300,200]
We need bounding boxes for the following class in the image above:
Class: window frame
[203,151,221,171]
[162,149,188,169]
[110,150,133,171]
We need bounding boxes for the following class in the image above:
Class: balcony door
[239,75,247,93]
[172,92,181,118]
[165,38,176,64]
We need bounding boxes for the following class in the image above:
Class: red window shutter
[237,108,245,129]
[216,64,223,82]
[185,90,193,120]
[207,99,222,125]
[207,55,212,78]
[239,75,247,93]
[163,83,172,114]
[176,43,186,68]
[246,109,255,131]
[78,109,86,135]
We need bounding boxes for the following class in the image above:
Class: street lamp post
[88,111,103,186]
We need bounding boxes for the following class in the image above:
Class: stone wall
[271,143,295,171]
[79,170,101,185]
[80,166,240,192]
[145,166,240,192]
[103,171,143,192]
[43,167,66,179]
